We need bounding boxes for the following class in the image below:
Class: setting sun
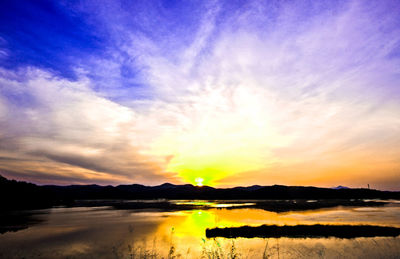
[195,177,204,187]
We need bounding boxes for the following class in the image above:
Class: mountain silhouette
[1,175,399,211]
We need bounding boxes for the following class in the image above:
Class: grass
[124,238,263,259]
[116,225,400,259]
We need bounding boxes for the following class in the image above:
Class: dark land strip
[206,224,400,239]
[1,174,399,211]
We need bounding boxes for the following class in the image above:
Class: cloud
[117,0,400,187]
[0,68,169,184]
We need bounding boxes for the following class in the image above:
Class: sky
[0,0,399,190]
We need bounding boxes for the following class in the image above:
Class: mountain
[0,175,55,210]
[333,185,350,190]
[1,175,399,211]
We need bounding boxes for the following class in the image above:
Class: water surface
[0,200,399,258]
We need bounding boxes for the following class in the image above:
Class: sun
[194,177,204,187]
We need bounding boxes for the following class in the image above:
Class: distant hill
[1,175,399,211]
[333,185,350,190]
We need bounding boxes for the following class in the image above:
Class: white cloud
[120,0,400,186]
[0,68,168,184]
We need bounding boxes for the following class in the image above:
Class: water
[0,200,399,258]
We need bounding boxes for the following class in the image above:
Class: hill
[1,175,399,211]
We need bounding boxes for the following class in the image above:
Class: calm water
[0,200,399,258]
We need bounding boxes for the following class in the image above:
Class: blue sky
[0,0,400,189]
[0,0,104,78]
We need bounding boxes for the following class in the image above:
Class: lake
[0,200,399,258]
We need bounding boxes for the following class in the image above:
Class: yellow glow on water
[173,201,256,208]
[175,210,215,237]
[156,208,299,241]
[155,206,400,246]
[156,209,246,239]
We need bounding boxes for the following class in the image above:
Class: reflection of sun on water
[153,206,400,257]
[156,208,294,240]
[154,208,299,256]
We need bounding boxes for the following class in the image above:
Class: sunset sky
[0,0,399,190]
